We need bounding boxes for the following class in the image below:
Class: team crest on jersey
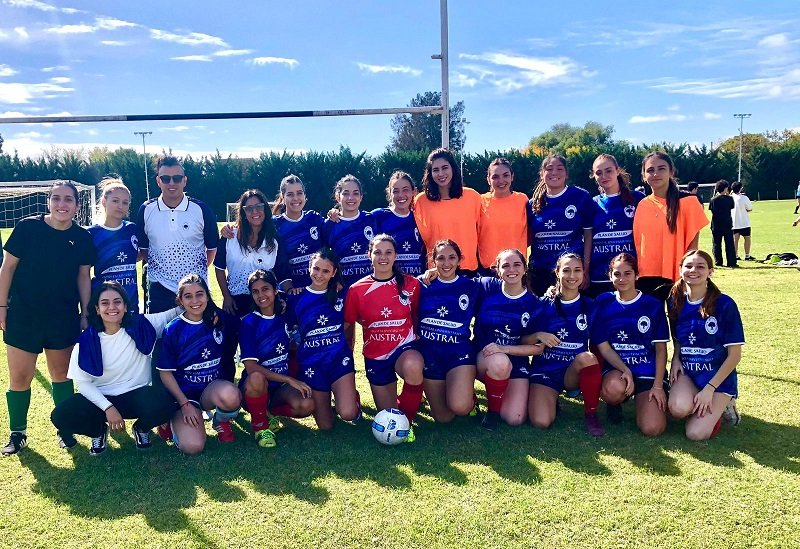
[213,328,224,345]
[521,312,530,328]
[364,226,374,240]
[624,205,636,218]
[576,313,588,331]
[130,235,139,250]
[638,315,651,333]
[334,298,344,312]
[343,356,351,367]
[564,205,577,219]
[310,226,319,240]
[458,294,469,311]
[399,290,411,306]
[705,316,719,335]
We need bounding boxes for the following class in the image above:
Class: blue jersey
[590,191,645,282]
[527,186,595,270]
[323,211,377,289]
[418,276,479,348]
[591,291,670,378]
[158,314,232,399]
[273,211,326,288]
[473,277,543,350]
[533,295,595,373]
[287,287,351,368]
[239,311,291,388]
[371,208,424,276]
[88,221,139,310]
[672,294,744,395]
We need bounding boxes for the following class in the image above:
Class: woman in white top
[51,281,180,455]
[730,181,754,261]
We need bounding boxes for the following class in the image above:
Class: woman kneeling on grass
[667,250,743,440]
[51,281,180,455]
[592,253,670,436]
[238,269,314,448]
[157,274,241,455]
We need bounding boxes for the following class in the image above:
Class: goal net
[0,180,97,229]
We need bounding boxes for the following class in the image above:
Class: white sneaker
[722,399,741,426]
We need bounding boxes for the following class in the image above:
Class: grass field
[1,200,798,548]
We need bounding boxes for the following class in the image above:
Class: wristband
[180,401,192,408]
[707,382,717,390]
[0,305,7,308]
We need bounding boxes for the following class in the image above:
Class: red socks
[397,382,424,422]
[578,362,602,414]
[484,375,509,414]
[245,393,269,431]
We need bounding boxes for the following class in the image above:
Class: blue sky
[1,0,798,159]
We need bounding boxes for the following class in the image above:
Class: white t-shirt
[732,193,753,229]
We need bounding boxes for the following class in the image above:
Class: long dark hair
[369,233,405,294]
[87,281,134,331]
[495,248,528,289]
[247,269,285,315]
[310,247,343,306]
[431,239,463,267]
[642,151,681,233]
[531,155,568,214]
[386,170,417,203]
[272,174,305,215]
[543,253,586,319]
[668,250,722,326]
[176,274,223,330]
[592,154,635,206]
[236,189,277,253]
[422,148,463,201]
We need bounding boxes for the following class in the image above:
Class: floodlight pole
[733,114,751,182]
[431,0,450,149]
[134,131,152,200]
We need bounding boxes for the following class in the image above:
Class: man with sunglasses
[136,155,218,315]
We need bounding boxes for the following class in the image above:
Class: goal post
[0,180,97,229]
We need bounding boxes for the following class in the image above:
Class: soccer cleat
[213,417,236,443]
[254,428,277,448]
[565,389,582,399]
[268,416,284,432]
[133,427,152,449]
[744,255,756,261]
[89,427,108,456]
[156,422,173,442]
[58,432,78,450]
[585,412,606,437]
[405,426,416,443]
[2,432,28,456]
[481,411,501,431]
[722,399,741,426]
[606,404,624,425]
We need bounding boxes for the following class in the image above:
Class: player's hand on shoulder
[220,223,235,239]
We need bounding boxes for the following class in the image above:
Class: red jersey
[344,274,420,360]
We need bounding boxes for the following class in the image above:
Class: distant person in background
[730,182,755,261]
[686,181,703,208]
[794,180,800,215]
[708,180,737,268]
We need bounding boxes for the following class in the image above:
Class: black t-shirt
[4,215,95,311]
[708,194,734,230]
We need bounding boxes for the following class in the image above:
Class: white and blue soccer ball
[371,408,410,445]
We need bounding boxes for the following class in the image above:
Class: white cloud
[456,51,588,93]
[758,33,789,48]
[45,24,95,35]
[640,67,800,100]
[5,0,57,11]
[248,56,299,68]
[12,130,48,139]
[703,112,722,120]
[452,72,478,88]
[356,63,422,77]
[49,76,70,84]
[0,64,17,77]
[14,27,28,39]
[95,17,137,31]
[171,55,213,62]
[629,113,689,124]
[667,104,681,112]
[41,65,69,73]
[0,81,74,104]
[160,125,192,132]
[100,40,128,46]
[150,29,229,48]
[213,49,252,57]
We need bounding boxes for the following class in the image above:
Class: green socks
[51,380,74,407]
[7,389,31,432]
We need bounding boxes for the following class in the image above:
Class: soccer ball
[371,408,410,445]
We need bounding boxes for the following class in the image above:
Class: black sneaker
[2,432,28,456]
[606,404,624,425]
[58,432,77,450]
[132,427,152,449]
[481,411,501,431]
[89,427,108,456]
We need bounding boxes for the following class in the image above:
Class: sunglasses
[243,203,266,213]
[158,175,185,184]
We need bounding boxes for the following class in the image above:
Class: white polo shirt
[213,228,279,296]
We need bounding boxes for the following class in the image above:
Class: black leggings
[51,385,175,438]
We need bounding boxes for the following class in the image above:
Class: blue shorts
[422,343,475,381]
[685,369,738,398]
[299,349,355,392]
[364,342,419,386]
[529,368,568,393]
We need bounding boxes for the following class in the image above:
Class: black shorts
[732,227,751,237]
[3,306,79,354]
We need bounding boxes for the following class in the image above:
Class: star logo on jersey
[305,368,315,378]
[624,205,636,218]
[545,219,556,229]
[310,227,319,240]
[688,332,697,345]
[606,219,617,229]
[437,306,448,318]
[117,251,128,263]
[403,241,411,252]
[617,330,628,341]
[380,306,392,318]
[638,316,651,333]
[557,328,569,339]
[351,242,361,253]
[317,314,328,325]
[201,348,211,360]
[705,316,719,335]
[297,243,308,254]
[275,343,285,354]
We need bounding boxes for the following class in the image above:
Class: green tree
[389,91,466,152]
[528,121,615,152]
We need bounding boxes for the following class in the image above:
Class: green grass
[1,200,799,548]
